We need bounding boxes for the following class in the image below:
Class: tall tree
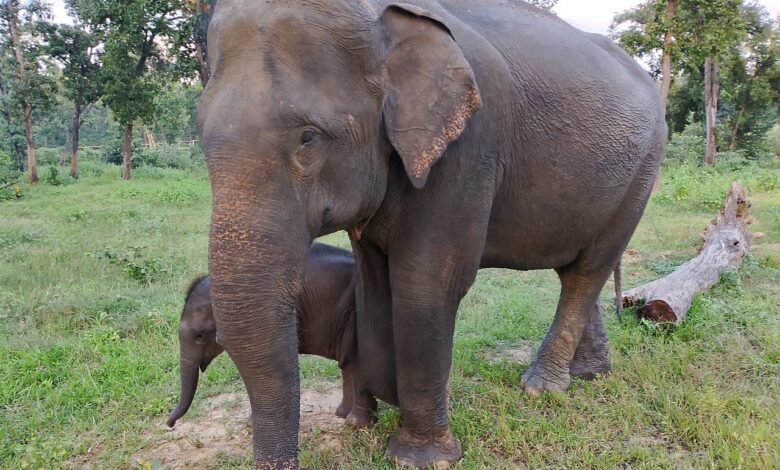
[0,0,55,183]
[614,0,745,165]
[676,0,743,165]
[722,2,780,154]
[45,23,102,179]
[70,0,184,180]
[175,0,217,87]
[610,0,680,108]
[0,56,25,170]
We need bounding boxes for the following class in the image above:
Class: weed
[94,246,169,284]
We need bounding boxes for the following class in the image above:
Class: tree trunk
[729,103,747,152]
[622,182,752,324]
[660,0,675,107]
[71,100,82,179]
[195,0,215,87]
[144,127,156,149]
[7,0,38,183]
[123,123,133,180]
[195,39,210,87]
[0,74,25,171]
[704,57,720,166]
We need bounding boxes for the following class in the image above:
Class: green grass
[1,160,779,469]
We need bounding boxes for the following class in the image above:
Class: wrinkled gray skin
[166,243,379,430]
[199,0,666,468]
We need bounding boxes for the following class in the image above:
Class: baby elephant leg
[343,366,378,428]
[336,368,355,418]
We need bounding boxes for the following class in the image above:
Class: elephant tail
[614,260,623,323]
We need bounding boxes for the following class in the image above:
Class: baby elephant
[166,243,378,429]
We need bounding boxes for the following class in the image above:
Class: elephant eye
[300,129,317,146]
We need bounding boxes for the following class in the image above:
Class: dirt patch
[484,340,538,365]
[127,385,345,469]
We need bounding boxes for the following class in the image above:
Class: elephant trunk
[208,180,310,468]
[166,352,200,428]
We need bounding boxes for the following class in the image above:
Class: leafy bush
[134,144,202,169]
[35,148,63,166]
[94,246,169,285]
[41,166,68,186]
[0,150,21,185]
[655,162,727,209]
[78,161,110,177]
[0,182,23,201]
[665,122,705,163]
[102,139,142,166]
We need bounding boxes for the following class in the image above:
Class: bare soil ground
[128,385,345,469]
[484,340,538,364]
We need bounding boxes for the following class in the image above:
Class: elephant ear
[381,3,481,189]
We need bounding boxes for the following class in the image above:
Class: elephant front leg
[386,257,479,468]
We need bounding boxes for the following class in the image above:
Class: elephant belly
[480,166,632,271]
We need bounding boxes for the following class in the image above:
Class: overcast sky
[52,0,780,34]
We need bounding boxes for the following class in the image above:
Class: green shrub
[35,148,64,166]
[93,246,169,285]
[0,149,21,185]
[134,144,204,170]
[153,180,203,206]
[655,162,727,210]
[78,161,110,177]
[0,182,23,201]
[665,122,705,163]
[41,166,67,186]
[754,173,779,192]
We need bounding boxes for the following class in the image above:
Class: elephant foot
[520,361,571,397]
[569,350,610,380]
[345,406,377,428]
[335,401,351,419]
[386,428,462,468]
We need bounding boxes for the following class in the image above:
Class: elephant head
[199,0,480,466]
[166,276,224,428]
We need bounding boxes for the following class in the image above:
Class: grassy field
[1,160,779,469]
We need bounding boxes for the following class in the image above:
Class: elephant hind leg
[521,264,611,396]
[523,153,660,396]
[569,302,610,379]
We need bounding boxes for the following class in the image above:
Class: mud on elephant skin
[166,243,379,430]
[200,0,667,468]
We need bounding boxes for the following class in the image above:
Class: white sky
[51,0,780,33]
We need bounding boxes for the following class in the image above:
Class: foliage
[44,22,103,109]
[0,0,57,171]
[95,246,169,284]
[151,82,201,143]
[135,144,204,170]
[613,0,780,163]
[41,165,67,186]
[0,148,20,184]
[609,0,678,78]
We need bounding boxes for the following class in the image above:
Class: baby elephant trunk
[166,351,203,427]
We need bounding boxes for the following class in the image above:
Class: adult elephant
[199,0,666,468]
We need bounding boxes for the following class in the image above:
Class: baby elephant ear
[381,3,481,189]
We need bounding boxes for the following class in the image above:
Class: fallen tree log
[622,182,753,324]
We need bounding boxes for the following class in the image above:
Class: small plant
[41,166,65,186]
[94,246,169,284]
[755,173,778,192]
[0,182,23,201]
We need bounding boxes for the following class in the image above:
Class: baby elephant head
[166,276,224,427]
